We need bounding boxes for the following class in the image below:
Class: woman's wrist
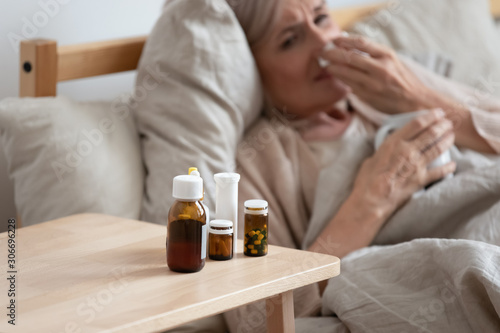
[345,189,390,228]
[416,91,495,153]
[416,87,465,120]
[308,191,389,258]
[408,86,445,112]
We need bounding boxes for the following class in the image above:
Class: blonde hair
[226,0,282,48]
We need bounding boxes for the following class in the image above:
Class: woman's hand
[351,110,456,220]
[321,35,497,154]
[321,35,436,114]
[309,110,456,259]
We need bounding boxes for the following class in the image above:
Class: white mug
[374,110,453,185]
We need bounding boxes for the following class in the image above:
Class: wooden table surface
[0,214,340,333]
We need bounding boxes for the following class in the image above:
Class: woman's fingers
[385,111,455,185]
[322,47,385,76]
[391,110,446,142]
[334,35,389,58]
[414,118,454,151]
[326,63,380,90]
[419,130,455,165]
[396,123,454,179]
[424,161,457,185]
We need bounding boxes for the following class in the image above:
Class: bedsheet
[318,239,500,333]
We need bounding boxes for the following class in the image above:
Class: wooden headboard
[19,0,500,98]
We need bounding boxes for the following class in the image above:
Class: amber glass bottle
[167,175,206,273]
[244,200,268,257]
[209,220,233,261]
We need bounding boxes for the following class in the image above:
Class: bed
[4,0,500,332]
[12,2,395,229]
[10,0,500,222]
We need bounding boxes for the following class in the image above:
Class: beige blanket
[223,58,500,332]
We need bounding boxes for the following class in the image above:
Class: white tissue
[318,32,370,68]
[318,42,335,68]
[341,32,370,57]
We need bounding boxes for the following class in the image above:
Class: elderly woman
[211,0,500,332]
[229,0,500,260]
[171,0,500,332]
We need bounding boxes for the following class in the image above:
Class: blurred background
[0,0,380,227]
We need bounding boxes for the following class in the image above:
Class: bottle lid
[209,220,233,235]
[214,173,240,184]
[188,167,200,177]
[244,199,268,215]
[172,175,203,200]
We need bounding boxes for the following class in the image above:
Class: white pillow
[349,0,500,97]
[133,0,263,224]
[0,96,143,226]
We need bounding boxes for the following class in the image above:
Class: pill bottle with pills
[208,220,233,261]
[244,200,268,257]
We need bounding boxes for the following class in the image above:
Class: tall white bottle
[214,173,240,254]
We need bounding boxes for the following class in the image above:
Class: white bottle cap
[172,175,203,200]
[244,199,268,215]
[214,173,241,184]
[209,220,233,235]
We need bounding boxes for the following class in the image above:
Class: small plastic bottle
[167,175,206,273]
[244,200,268,257]
[208,220,233,261]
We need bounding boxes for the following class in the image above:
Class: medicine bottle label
[201,224,207,260]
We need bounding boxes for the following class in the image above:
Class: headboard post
[492,0,500,17]
[20,39,57,97]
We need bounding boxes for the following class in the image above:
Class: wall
[0,0,379,230]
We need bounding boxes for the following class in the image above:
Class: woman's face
[253,0,349,118]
